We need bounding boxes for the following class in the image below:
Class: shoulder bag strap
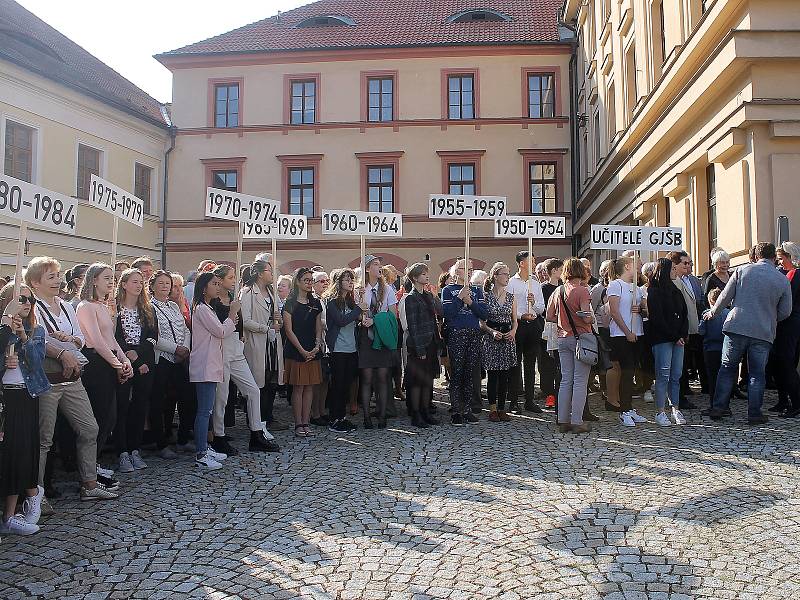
[560,286,580,338]
[153,302,178,343]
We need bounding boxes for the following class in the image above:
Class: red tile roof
[0,0,168,127]
[158,0,566,58]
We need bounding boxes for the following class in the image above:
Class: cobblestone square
[2,388,799,599]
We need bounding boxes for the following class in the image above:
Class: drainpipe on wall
[562,20,580,256]
[160,124,176,269]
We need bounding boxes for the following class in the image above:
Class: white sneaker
[96,464,114,478]
[195,451,223,470]
[0,514,40,535]
[80,483,119,501]
[619,412,636,427]
[672,408,687,425]
[130,450,148,470]
[206,448,228,462]
[22,485,44,525]
[628,409,648,423]
[655,412,672,427]
[118,452,134,473]
[643,390,654,403]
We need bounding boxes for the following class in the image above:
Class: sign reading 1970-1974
[205,187,280,225]
[0,174,77,234]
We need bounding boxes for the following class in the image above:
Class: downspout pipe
[160,124,176,269]
[561,19,580,256]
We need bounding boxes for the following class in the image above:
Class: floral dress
[482,290,517,371]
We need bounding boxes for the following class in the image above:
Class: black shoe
[604,400,621,412]
[97,474,120,491]
[781,407,800,418]
[249,431,280,452]
[525,402,543,413]
[509,401,520,413]
[310,416,330,426]
[377,418,387,429]
[451,414,464,427]
[748,414,769,425]
[428,403,438,415]
[584,412,600,422]
[678,399,698,410]
[211,437,239,457]
[422,411,440,426]
[411,414,430,428]
[703,408,726,421]
[768,402,788,413]
[363,417,374,430]
[463,412,479,424]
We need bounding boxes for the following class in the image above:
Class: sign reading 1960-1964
[494,216,567,239]
[0,174,77,234]
[242,214,308,240]
[89,175,144,227]
[205,187,280,225]
[428,195,507,220]
[321,209,403,237]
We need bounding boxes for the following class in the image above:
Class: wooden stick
[464,218,470,283]
[271,235,279,324]
[528,236,534,313]
[236,221,243,294]
[110,217,119,273]
[13,221,25,297]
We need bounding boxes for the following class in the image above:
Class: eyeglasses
[18,296,33,304]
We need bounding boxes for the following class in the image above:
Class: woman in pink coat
[190,272,240,470]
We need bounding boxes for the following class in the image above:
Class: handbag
[560,287,599,366]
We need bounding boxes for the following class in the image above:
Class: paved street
[2,387,800,600]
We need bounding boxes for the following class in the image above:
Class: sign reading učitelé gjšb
[590,225,683,251]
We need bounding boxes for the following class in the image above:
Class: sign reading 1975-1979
[89,175,144,227]
[0,174,77,234]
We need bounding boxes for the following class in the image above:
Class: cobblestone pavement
[2,386,800,600]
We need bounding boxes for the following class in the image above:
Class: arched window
[295,15,356,28]
[446,9,513,24]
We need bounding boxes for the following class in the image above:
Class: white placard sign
[428,195,507,220]
[494,216,566,239]
[0,174,77,234]
[88,174,144,227]
[321,209,403,237]
[590,225,684,251]
[205,187,279,225]
[242,214,308,240]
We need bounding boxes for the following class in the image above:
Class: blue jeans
[194,382,217,454]
[712,332,772,417]
[651,342,684,411]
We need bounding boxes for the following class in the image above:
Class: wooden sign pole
[464,218,471,284]
[110,216,119,273]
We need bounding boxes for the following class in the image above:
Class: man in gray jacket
[704,242,792,424]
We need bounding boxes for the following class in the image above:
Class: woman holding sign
[355,256,399,430]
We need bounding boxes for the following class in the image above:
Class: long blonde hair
[115,268,155,328]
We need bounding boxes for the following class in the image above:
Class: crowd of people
[0,240,797,539]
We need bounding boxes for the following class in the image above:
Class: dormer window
[295,15,356,28]
[446,9,513,24]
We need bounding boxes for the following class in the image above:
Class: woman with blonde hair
[481,262,517,423]
[113,269,159,472]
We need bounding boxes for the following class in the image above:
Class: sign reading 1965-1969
[494,216,567,239]
[89,174,144,227]
[205,187,279,225]
[428,195,507,220]
[321,209,402,237]
[242,214,308,240]
[0,174,77,234]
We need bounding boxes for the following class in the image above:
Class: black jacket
[115,309,158,370]
[646,284,689,345]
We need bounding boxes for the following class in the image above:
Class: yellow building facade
[157,0,574,275]
[562,0,800,270]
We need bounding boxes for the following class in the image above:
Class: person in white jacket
[240,260,286,432]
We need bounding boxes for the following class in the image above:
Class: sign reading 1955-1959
[0,174,77,234]
[89,175,144,227]
[205,187,279,225]
[428,195,507,220]
[242,214,308,240]
[494,216,567,239]
[321,209,402,237]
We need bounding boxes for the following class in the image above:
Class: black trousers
[774,319,800,410]
[82,350,118,460]
[152,359,195,447]
[680,333,708,396]
[510,318,543,404]
[609,337,637,412]
[487,370,511,411]
[329,352,359,421]
[538,339,557,397]
[704,349,722,409]
[115,368,153,454]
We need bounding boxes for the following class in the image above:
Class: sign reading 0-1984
[0,174,77,234]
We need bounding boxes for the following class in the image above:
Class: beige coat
[239,284,284,388]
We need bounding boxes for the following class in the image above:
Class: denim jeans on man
[652,342,684,411]
[711,332,772,417]
[194,382,217,454]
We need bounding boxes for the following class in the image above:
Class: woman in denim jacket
[0,282,50,536]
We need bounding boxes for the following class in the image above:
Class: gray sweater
[711,259,792,343]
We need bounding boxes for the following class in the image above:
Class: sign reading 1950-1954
[494,216,567,239]
[205,187,279,225]
[89,175,144,227]
[0,174,77,234]
[321,209,402,237]
[242,214,308,240]
[428,195,507,220]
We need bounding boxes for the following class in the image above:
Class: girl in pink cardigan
[189,272,240,470]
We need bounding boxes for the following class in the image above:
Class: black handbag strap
[153,302,179,343]
[560,286,581,339]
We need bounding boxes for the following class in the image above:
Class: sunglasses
[18,296,34,304]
